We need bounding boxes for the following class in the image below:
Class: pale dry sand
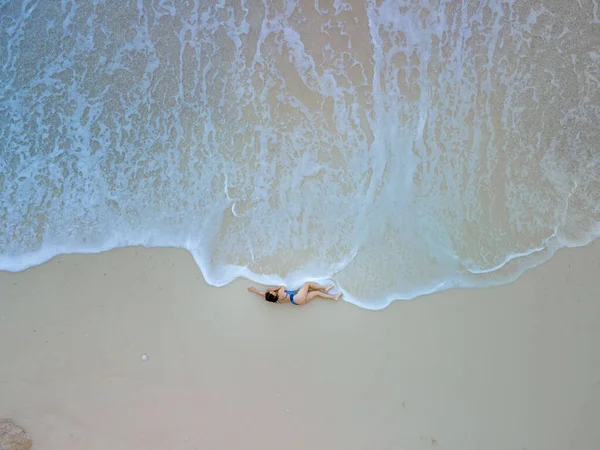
[1,241,599,450]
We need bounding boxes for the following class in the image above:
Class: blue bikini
[285,290,299,305]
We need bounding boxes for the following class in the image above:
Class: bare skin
[247,282,342,305]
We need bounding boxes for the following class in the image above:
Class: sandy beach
[0,240,598,449]
[1,0,599,448]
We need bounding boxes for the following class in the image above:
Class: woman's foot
[324,285,334,292]
[334,292,342,300]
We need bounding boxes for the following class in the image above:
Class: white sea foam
[1,0,599,309]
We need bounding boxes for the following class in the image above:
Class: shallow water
[1,0,599,309]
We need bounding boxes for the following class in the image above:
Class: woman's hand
[248,286,266,298]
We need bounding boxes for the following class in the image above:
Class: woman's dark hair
[265,291,278,303]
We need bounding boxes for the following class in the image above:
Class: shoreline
[2,235,598,310]
[1,241,599,449]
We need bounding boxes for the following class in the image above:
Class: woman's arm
[248,287,266,297]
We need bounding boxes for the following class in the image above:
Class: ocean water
[1,0,598,309]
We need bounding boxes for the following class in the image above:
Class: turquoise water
[1,0,599,309]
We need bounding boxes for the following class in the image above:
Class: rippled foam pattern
[1,0,599,308]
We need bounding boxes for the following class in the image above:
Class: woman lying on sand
[248,282,342,305]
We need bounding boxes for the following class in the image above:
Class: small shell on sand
[141,353,148,361]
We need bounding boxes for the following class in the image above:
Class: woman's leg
[294,282,312,302]
[303,290,341,304]
[306,282,333,291]
[294,283,341,305]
